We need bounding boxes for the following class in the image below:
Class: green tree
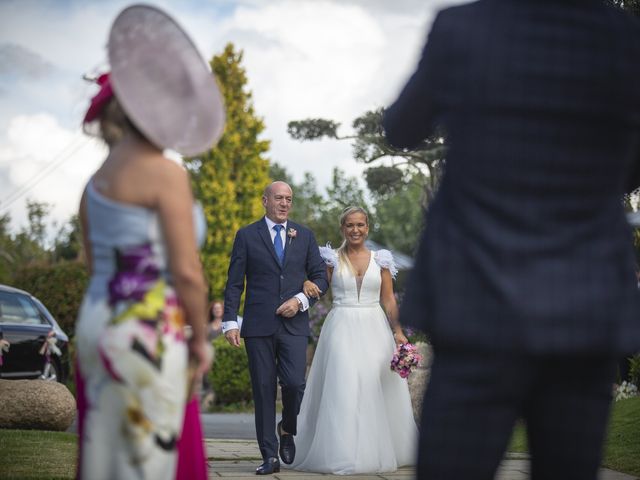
[270,162,424,256]
[12,261,88,337]
[185,43,271,298]
[0,213,14,283]
[25,200,51,249]
[53,214,82,262]
[270,163,369,247]
[270,163,330,241]
[368,171,426,256]
[288,109,446,204]
[1,200,52,275]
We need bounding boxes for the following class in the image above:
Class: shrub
[628,353,640,386]
[209,335,252,405]
[12,261,88,338]
[615,381,638,401]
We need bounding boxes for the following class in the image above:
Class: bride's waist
[331,302,381,309]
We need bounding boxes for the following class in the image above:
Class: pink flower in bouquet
[390,342,423,379]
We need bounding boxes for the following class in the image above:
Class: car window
[0,291,46,325]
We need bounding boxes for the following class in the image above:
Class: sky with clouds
[0,0,466,235]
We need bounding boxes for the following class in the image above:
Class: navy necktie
[273,225,284,265]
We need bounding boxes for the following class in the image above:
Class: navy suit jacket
[384,0,640,354]
[223,218,329,337]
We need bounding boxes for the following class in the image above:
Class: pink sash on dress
[176,396,208,480]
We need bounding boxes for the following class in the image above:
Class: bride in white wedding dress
[290,207,418,475]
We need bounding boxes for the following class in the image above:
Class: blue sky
[0,0,462,235]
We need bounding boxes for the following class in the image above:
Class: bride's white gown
[291,249,418,475]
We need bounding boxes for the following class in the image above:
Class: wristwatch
[296,297,304,310]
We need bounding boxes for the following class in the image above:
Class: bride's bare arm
[380,269,408,345]
[303,266,332,298]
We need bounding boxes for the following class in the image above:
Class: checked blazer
[384,0,640,355]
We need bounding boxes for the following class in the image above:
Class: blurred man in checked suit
[384,1,640,479]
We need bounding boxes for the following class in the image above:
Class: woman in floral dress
[74,5,224,479]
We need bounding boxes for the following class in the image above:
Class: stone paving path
[205,439,639,480]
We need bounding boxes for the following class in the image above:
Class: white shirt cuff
[295,292,309,312]
[222,320,239,333]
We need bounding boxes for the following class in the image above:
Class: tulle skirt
[291,303,418,475]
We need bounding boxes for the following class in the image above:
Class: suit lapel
[257,218,282,268]
[282,221,297,269]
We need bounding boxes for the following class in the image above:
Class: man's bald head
[263,181,293,224]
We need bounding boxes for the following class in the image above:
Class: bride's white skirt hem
[290,303,419,475]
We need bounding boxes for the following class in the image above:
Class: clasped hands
[276,280,322,317]
[303,280,322,299]
[225,280,323,348]
[224,297,303,348]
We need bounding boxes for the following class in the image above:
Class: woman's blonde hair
[336,206,369,275]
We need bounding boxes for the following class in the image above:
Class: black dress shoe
[256,457,280,475]
[278,420,296,464]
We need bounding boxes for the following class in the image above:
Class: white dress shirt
[222,217,310,333]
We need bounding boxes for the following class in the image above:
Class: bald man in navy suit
[223,181,328,475]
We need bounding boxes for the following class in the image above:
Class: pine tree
[186,43,271,298]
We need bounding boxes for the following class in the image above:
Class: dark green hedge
[209,335,253,405]
[12,261,88,338]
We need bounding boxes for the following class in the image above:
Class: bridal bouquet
[390,343,422,379]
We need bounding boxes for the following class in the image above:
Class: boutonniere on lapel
[287,227,297,245]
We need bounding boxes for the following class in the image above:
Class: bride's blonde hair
[336,206,369,275]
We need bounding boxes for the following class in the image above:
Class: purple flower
[390,342,422,378]
[115,243,160,276]
[108,243,161,305]
[108,272,158,304]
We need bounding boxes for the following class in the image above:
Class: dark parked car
[0,284,70,383]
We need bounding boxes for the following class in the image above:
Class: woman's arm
[303,266,333,298]
[155,160,211,376]
[79,188,93,275]
[380,268,408,345]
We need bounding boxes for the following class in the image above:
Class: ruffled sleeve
[319,244,338,268]
[374,249,398,279]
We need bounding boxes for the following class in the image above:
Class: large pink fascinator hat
[93,4,225,156]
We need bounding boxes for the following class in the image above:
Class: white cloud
[201,0,433,187]
[0,43,55,79]
[0,0,467,234]
[0,113,106,233]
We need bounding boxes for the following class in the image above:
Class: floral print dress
[75,181,205,480]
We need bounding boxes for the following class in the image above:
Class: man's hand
[276,297,300,318]
[224,328,241,347]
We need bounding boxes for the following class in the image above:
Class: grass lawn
[602,396,640,475]
[1,396,637,479]
[507,396,640,476]
[0,429,76,480]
